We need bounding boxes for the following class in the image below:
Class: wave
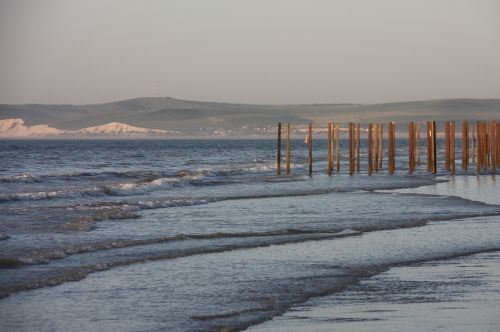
[0,161,283,184]
[0,229,362,298]
[0,229,362,267]
[0,178,188,202]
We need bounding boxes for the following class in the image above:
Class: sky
[0,0,499,105]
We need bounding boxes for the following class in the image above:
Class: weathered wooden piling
[450,121,455,175]
[408,121,414,174]
[471,125,476,165]
[388,121,395,175]
[356,123,360,173]
[328,123,333,175]
[308,123,313,176]
[477,121,482,173]
[286,123,291,175]
[336,123,340,173]
[374,124,379,172]
[368,123,373,175]
[416,124,421,166]
[277,122,282,176]
[488,121,493,174]
[432,121,437,174]
[379,124,383,170]
[491,121,496,175]
[349,123,354,175]
[462,121,468,171]
[497,122,500,169]
[426,122,431,172]
[444,121,451,171]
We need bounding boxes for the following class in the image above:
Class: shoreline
[249,249,500,332]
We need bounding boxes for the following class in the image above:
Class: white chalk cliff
[77,122,168,135]
[0,119,172,137]
[0,119,66,137]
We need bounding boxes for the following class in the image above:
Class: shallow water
[0,139,499,331]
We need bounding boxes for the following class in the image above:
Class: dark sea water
[0,139,499,331]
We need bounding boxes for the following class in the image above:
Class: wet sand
[249,250,500,332]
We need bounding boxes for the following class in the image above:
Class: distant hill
[0,97,498,137]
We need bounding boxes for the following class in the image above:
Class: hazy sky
[1,0,499,105]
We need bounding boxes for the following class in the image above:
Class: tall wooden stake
[432,121,437,174]
[378,123,384,171]
[356,123,360,173]
[491,121,496,175]
[462,121,468,171]
[328,123,333,175]
[336,123,340,173]
[450,121,455,175]
[426,121,432,173]
[286,123,291,175]
[308,123,312,176]
[388,121,395,175]
[374,124,379,172]
[471,125,475,165]
[277,122,281,176]
[368,123,373,175]
[416,124,421,166]
[445,121,450,171]
[477,121,481,174]
[349,123,354,175]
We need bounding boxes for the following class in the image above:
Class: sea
[0,139,499,331]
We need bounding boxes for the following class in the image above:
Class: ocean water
[0,139,499,331]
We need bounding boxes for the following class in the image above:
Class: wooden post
[277,122,281,176]
[482,121,485,172]
[450,121,455,175]
[408,121,415,174]
[349,123,354,175]
[491,121,496,175]
[408,122,412,174]
[497,122,500,170]
[432,121,437,174]
[462,121,468,171]
[328,123,333,175]
[471,125,475,165]
[368,123,373,175]
[374,123,378,172]
[486,123,491,169]
[379,124,383,170]
[426,121,432,173]
[477,121,481,174]
[336,123,340,173]
[308,123,312,176]
[416,124,421,166]
[444,121,450,171]
[356,123,360,173]
[286,123,291,175]
[388,121,395,175]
